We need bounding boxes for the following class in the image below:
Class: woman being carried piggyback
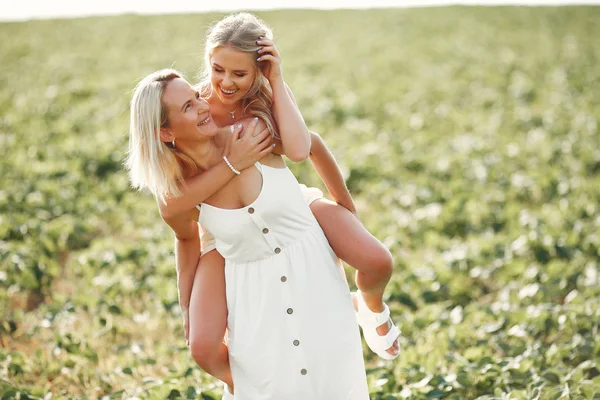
[128,12,400,399]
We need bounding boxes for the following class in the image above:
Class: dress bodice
[198,162,318,263]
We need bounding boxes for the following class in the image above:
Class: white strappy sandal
[354,291,401,360]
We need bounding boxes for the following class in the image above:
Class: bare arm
[160,121,274,219]
[161,207,201,314]
[309,131,357,214]
[277,84,356,213]
[257,38,310,161]
[256,38,355,212]
[271,79,311,161]
[160,161,240,219]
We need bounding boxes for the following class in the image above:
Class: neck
[225,104,240,113]
[175,127,230,172]
[209,93,243,122]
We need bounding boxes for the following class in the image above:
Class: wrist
[270,76,285,91]
[227,153,250,172]
[223,156,241,175]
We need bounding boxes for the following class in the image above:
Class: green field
[1,6,600,399]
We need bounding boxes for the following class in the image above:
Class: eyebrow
[212,62,248,73]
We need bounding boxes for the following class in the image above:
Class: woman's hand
[256,37,283,85]
[226,118,273,170]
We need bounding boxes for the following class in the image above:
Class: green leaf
[543,370,561,384]
[108,304,121,315]
[426,389,447,398]
[185,386,197,399]
[200,390,219,400]
[457,371,472,387]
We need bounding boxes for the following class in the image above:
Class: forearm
[175,235,201,311]
[162,160,236,218]
[309,132,356,213]
[271,79,310,161]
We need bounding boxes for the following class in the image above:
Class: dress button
[281,276,287,282]
[293,339,300,346]
[248,207,255,214]
[287,308,293,315]
[262,228,269,234]
[274,247,281,254]
[301,369,307,375]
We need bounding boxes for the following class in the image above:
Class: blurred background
[1,2,599,399]
[2,0,598,21]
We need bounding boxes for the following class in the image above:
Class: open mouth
[198,116,211,126]
[220,86,238,96]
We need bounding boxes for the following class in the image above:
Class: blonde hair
[199,12,278,137]
[126,69,198,203]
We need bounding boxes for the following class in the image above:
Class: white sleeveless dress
[197,162,369,400]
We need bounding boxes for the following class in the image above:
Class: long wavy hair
[198,12,278,137]
[126,69,199,203]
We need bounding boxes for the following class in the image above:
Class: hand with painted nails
[227,118,274,171]
[256,37,283,85]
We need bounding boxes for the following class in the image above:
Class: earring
[171,138,176,148]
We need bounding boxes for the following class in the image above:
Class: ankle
[359,290,385,313]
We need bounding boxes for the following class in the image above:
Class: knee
[370,246,394,279]
[189,336,220,371]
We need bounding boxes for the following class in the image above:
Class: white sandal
[354,290,401,360]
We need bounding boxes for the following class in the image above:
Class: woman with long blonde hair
[129,12,400,398]
[129,68,370,398]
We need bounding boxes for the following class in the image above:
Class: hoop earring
[171,138,176,148]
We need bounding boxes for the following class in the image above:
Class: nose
[222,74,234,88]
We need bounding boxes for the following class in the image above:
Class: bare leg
[188,249,234,390]
[310,198,399,356]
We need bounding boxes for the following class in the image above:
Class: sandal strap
[365,321,401,355]
[356,290,391,328]
[372,303,391,327]
[381,324,401,349]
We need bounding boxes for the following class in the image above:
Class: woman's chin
[219,92,243,106]
[197,123,218,136]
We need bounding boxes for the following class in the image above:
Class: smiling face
[209,46,257,108]
[160,78,219,144]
